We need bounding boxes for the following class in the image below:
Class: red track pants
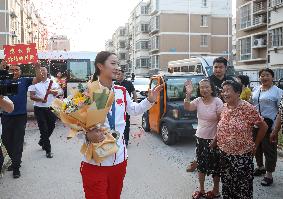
[80,161,127,199]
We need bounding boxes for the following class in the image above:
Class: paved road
[0,116,283,199]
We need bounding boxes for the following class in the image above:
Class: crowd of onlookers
[184,57,283,199]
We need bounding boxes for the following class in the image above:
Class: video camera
[0,69,18,96]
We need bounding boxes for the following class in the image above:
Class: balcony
[239,54,266,62]
[241,15,267,31]
[253,2,267,15]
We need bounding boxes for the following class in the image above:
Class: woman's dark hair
[213,57,228,67]
[259,68,274,78]
[237,75,250,87]
[222,80,242,94]
[196,79,217,97]
[92,51,116,81]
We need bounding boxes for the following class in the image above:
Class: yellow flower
[73,96,86,105]
[61,102,67,110]
[74,92,83,99]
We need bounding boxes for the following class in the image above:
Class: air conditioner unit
[254,38,265,46]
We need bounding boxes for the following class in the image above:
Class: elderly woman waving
[212,80,268,199]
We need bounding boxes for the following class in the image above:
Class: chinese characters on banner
[3,43,38,65]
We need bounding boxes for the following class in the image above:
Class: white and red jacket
[82,84,153,166]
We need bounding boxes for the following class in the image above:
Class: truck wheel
[142,114,150,132]
[161,123,176,145]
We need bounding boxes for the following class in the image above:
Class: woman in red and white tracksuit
[80,51,163,199]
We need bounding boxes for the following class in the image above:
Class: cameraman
[0,96,14,174]
[0,60,40,179]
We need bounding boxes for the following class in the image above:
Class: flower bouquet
[52,81,119,163]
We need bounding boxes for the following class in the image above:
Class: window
[136,58,150,68]
[136,59,140,68]
[136,40,149,50]
[69,61,89,82]
[201,15,208,27]
[151,55,159,68]
[167,76,203,100]
[119,28,126,36]
[239,37,251,60]
[141,41,149,49]
[141,6,149,15]
[119,41,126,48]
[240,4,252,29]
[200,35,208,47]
[271,27,283,47]
[119,53,126,60]
[151,36,159,50]
[141,58,149,68]
[141,24,149,33]
[150,79,158,89]
[202,0,207,7]
[271,0,283,7]
[150,15,160,32]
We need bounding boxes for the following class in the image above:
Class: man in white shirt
[28,67,62,158]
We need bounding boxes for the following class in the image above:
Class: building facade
[236,0,268,74]
[0,0,48,50]
[236,0,283,81]
[106,0,232,73]
[111,26,129,72]
[128,1,151,75]
[268,0,283,80]
[149,0,232,70]
[48,35,70,51]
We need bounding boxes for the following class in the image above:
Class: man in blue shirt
[1,61,40,179]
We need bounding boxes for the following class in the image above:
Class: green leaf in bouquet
[93,89,109,109]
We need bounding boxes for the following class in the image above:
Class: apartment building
[268,0,283,80]
[236,0,283,80]
[236,0,268,75]
[112,26,129,72]
[127,1,151,75]
[149,0,232,70]
[48,35,70,51]
[0,0,48,50]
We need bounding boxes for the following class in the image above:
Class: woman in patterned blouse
[211,80,268,199]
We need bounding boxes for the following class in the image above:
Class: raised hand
[147,84,164,103]
[184,80,193,95]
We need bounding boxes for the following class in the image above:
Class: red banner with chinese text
[3,43,38,65]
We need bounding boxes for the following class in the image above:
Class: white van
[168,56,235,77]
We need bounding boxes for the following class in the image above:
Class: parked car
[132,77,150,102]
[142,73,205,145]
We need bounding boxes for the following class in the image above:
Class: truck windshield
[166,76,204,100]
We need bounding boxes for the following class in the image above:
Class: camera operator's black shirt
[3,77,33,116]
[209,75,234,98]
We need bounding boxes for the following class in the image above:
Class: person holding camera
[0,60,41,179]
[251,68,283,186]
[29,67,62,159]
[0,96,14,175]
